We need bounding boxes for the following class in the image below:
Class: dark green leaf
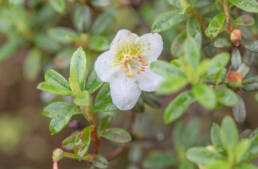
[245,40,258,53]
[232,96,246,123]
[62,131,80,150]
[143,151,176,169]
[215,87,238,107]
[35,34,61,53]
[142,93,161,108]
[0,37,24,62]
[206,14,225,39]
[164,91,195,124]
[171,31,186,57]
[231,48,242,69]
[152,10,186,33]
[193,84,216,109]
[187,17,202,48]
[233,15,255,26]
[214,38,231,48]
[243,75,258,84]
[229,0,258,13]
[85,70,103,94]
[100,128,131,144]
[186,147,224,165]
[23,49,42,81]
[74,126,92,158]
[182,118,199,148]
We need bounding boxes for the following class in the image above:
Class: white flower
[94,29,163,110]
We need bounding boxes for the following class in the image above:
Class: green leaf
[69,67,82,96]
[206,52,230,76]
[187,17,202,48]
[73,5,91,32]
[0,37,24,62]
[206,14,225,39]
[48,27,77,44]
[157,76,188,94]
[235,139,250,163]
[100,128,131,144]
[214,38,231,48]
[233,15,255,26]
[231,48,242,69]
[94,84,117,112]
[245,135,258,161]
[243,75,258,84]
[191,0,214,8]
[92,9,116,35]
[237,64,250,78]
[74,91,91,107]
[232,96,246,123]
[152,10,186,33]
[44,69,70,89]
[88,35,109,52]
[23,49,42,81]
[193,84,216,109]
[211,123,223,149]
[215,87,238,107]
[35,34,61,53]
[182,118,199,148]
[92,155,109,169]
[74,126,92,158]
[37,82,72,95]
[62,131,80,150]
[91,0,110,7]
[98,116,112,134]
[229,0,258,13]
[244,40,258,53]
[70,47,87,89]
[43,102,81,134]
[143,151,176,169]
[49,0,66,14]
[206,160,231,169]
[171,31,186,57]
[8,0,24,5]
[164,91,195,124]
[244,82,258,91]
[85,71,103,94]
[142,93,161,108]
[220,116,239,150]
[184,36,200,70]
[150,60,185,78]
[186,147,224,165]
[236,163,258,169]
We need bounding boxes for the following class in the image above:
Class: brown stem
[106,111,136,161]
[84,107,99,154]
[223,0,232,34]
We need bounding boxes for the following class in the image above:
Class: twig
[223,0,232,34]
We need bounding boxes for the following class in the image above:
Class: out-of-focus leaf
[206,14,225,39]
[100,128,131,144]
[74,91,91,107]
[142,93,161,108]
[186,147,224,165]
[49,0,66,14]
[152,10,186,33]
[233,15,255,26]
[206,160,231,169]
[245,40,258,53]
[157,76,188,94]
[23,49,42,81]
[74,126,92,158]
[143,151,176,169]
[187,17,202,48]
[243,75,258,84]
[235,139,250,163]
[184,36,200,70]
[237,64,250,78]
[215,87,238,107]
[193,84,216,109]
[231,48,242,70]
[94,84,117,112]
[151,60,185,78]
[54,48,74,69]
[171,31,186,57]
[91,0,110,7]
[233,96,246,123]
[182,118,199,148]
[98,116,112,133]
[92,9,116,35]
[85,71,103,94]
[35,34,61,53]
[48,27,78,44]
[8,0,24,5]
[92,155,109,169]
[229,0,258,13]
[0,38,24,62]
[88,35,109,52]
[73,5,91,32]
[220,116,238,150]
[214,38,231,48]
[236,163,258,169]
[206,53,230,76]
[211,123,223,149]
[164,91,194,124]
[43,102,81,134]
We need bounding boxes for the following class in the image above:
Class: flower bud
[227,71,243,87]
[52,148,64,161]
[230,29,242,47]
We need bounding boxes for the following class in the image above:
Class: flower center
[120,54,148,78]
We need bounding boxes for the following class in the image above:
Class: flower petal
[136,68,164,92]
[111,29,138,51]
[110,73,141,110]
[137,33,163,62]
[94,50,120,82]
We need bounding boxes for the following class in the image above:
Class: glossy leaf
[43,102,81,134]
[45,69,70,89]
[152,10,186,33]
[220,116,239,150]
[62,131,80,150]
[206,14,225,39]
[37,82,72,95]
[74,126,92,158]
[100,128,131,144]
[193,84,216,109]
[229,0,258,13]
[164,91,195,124]
[186,147,224,165]
[215,87,238,107]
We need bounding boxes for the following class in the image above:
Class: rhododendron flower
[95,29,163,110]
